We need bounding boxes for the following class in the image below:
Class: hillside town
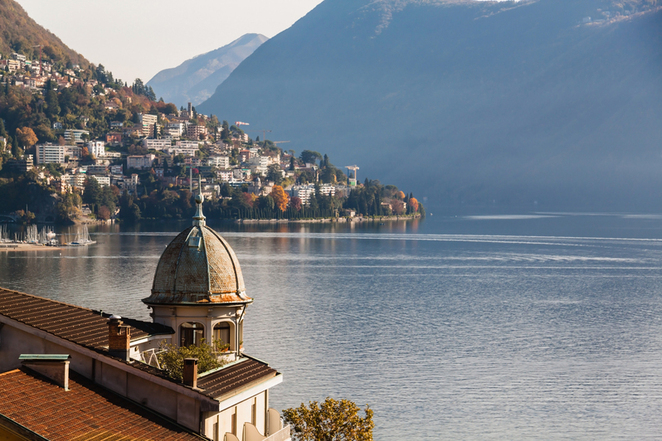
[0,50,423,224]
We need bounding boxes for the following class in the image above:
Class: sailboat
[68,225,96,246]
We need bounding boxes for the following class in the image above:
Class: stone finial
[193,175,206,227]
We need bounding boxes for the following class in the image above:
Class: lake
[3,212,662,439]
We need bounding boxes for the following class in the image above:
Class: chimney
[107,315,131,361]
[183,358,198,388]
[20,354,71,390]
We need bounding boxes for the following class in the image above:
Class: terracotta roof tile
[0,288,173,351]
[0,288,280,401]
[0,368,205,441]
[198,357,277,399]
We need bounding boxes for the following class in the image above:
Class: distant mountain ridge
[198,0,662,211]
[147,34,268,107]
[0,0,88,67]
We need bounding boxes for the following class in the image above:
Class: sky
[14,0,324,84]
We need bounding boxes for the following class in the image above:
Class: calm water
[3,213,662,439]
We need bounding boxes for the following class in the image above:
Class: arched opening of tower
[214,322,231,349]
[180,322,204,347]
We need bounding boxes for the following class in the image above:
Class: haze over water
[3,213,662,439]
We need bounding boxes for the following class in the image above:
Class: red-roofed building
[0,193,290,441]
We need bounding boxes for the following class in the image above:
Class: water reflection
[2,214,662,439]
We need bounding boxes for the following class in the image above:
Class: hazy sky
[14,0,324,83]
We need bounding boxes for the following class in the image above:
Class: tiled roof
[0,368,205,441]
[0,288,279,401]
[0,288,173,351]
[198,357,277,399]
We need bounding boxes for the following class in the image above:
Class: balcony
[223,424,290,441]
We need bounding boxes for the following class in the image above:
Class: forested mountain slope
[0,0,88,67]
[198,0,662,210]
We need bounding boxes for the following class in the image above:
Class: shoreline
[235,215,422,224]
[0,243,64,252]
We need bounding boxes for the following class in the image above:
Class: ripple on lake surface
[2,215,662,439]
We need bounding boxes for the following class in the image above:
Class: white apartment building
[87,175,110,187]
[289,185,316,205]
[251,165,269,177]
[138,113,158,137]
[166,121,184,138]
[143,139,172,151]
[127,154,156,170]
[233,168,251,180]
[169,140,200,156]
[35,143,66,164]
[319,184,336,197]
[64,129,90,145]
[248,156,270,168]
[87,141,105,158]
[63,173,86,188]
[207,156,230,169]
[218,170,233,182]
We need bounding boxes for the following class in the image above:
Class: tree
[258,195,275,211]
[409,197,419,213]
[267,164,283,185]
[156,339,228,382]
[283,397,374,441]
[16,127,38,148]
[289,196,302,212]
[97,205,111,220]
[300,150,322,166]
[270,185,289,212]
[83,177,102,206]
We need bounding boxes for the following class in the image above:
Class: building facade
[35,143,66,164]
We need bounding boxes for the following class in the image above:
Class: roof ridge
[0,369,21,377]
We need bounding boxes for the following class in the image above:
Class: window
[251,400,257,426]
[180,322,204,347]
[214,322,231,348]
[232,409,237,435]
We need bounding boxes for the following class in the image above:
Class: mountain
[0,0,88,67]
[147,33,268,108]
[198,0,662,211]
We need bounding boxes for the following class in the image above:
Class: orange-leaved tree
[283,397,373,441]
[270,185,289,211]
[16,127,38,148]
[409,197,419,213]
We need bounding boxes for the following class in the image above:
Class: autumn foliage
[16,127,38,147]
[409,197,419,213]
[283,397,374,441]
[270,185,289,211]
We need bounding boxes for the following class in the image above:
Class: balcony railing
[234,422,291,441]
[264,425,290,441]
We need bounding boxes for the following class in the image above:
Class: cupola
[143,192,252,306]
[144,183,251,356]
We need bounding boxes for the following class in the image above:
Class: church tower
[143,189,252,360]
